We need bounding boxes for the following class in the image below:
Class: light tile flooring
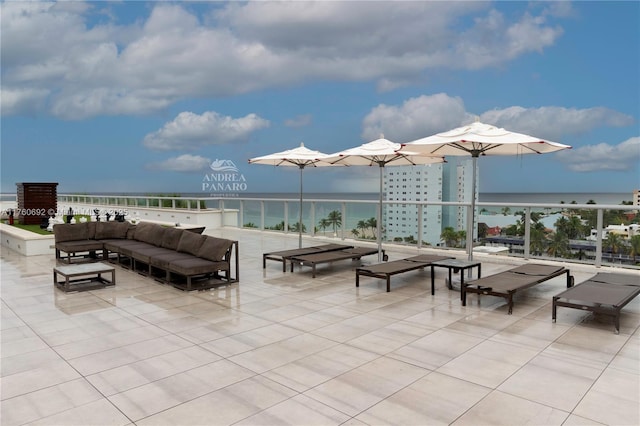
[2,228,639,425]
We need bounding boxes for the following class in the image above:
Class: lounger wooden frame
[462,264,573,314]
[356,255,455,292]
[552,272,640,334]
[289,247,381,278]
[262,244,353,272]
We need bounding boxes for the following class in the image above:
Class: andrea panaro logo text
[202,159,248,194]
[202,172,247,192]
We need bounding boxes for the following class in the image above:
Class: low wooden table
[430,259,481,300]
[53,262,116,292]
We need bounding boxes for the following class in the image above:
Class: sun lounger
[356,254,455,293]
[289,247,381,278]
[553,272,640,334]
[463,263,573,314]
[263,243,353,272]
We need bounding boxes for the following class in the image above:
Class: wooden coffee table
[53,262,116,292]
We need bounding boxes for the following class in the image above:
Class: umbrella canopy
[249,143,332,248]
[400,121,571,260]
[325,135,445,262]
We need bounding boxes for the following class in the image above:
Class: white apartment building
[383,164,443,245]
[451,159,478,240]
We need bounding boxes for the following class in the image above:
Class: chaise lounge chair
[552,272,640,334]
[462,263,573,314]
[262,243,353,272]
[289,247,381,278]
[356,254,455,293]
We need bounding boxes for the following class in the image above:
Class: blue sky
[1,1,638,196]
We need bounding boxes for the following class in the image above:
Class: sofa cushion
[103,239,145,253]
[177,231,206,256]
[161,227,184,251]
[86,222,96,239]
[56,240,104,253]
[95,221,130,240]
[131,247,176,264]
[126,224,137,239]
[149,252,195,270]
[134,222,166,246]
[168,257,229,276]
[197,237,233,262]
[53,223,88,242]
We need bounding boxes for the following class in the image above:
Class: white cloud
[556,137,640,172]
[480,106,635,141]
[143,111,270,151]
[362,94,636,145]
[361,93,474,142]
[147,154,211,173]
[1,1,569,119]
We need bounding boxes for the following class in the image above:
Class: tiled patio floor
[2,228,639,425]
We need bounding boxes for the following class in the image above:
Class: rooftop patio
[1,227,639,425]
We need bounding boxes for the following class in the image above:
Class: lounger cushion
[177,231,206,256]
[509,264,564,276]
[197,237,233,262]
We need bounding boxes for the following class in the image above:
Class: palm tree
[290,221,306,233]
[604,232,624,256]
[501,207,511,216]
[441,227,458,247]
[351,228,360,238]
[318,218,330,236]
[547,231,569,258]
[530,226,547,256]
[629,235,640,264]
[327,210,342,235]
[365,217,377,238]
[356,219,368,238]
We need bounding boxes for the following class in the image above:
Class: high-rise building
[383,159,478,246]
[383,164,443,245]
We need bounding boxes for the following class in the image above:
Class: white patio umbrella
[249,143,332,248]
[325,136,445,262]
[400,121,571,261]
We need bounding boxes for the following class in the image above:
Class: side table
[430,259,481,298]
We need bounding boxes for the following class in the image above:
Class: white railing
[2,193,638,270]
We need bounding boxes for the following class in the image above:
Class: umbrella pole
[467,156,478,262]
[378,165,383,262]
[299,165,304,249]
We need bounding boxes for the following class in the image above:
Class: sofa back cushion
[126,224,137,239]
[86,222,96,239]
[177,231,206,256]
[95,221,130,240]
[161,227,184,251]
[53,223,88,242]
[197,237,233,262]
[134,222,166,246]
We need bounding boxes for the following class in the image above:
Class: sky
[1,0,639,197]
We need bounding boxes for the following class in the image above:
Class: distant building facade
[383,164,443,245]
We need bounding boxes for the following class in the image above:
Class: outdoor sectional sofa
[53,221,238,291]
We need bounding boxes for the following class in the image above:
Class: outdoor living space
[1,227,639,426]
